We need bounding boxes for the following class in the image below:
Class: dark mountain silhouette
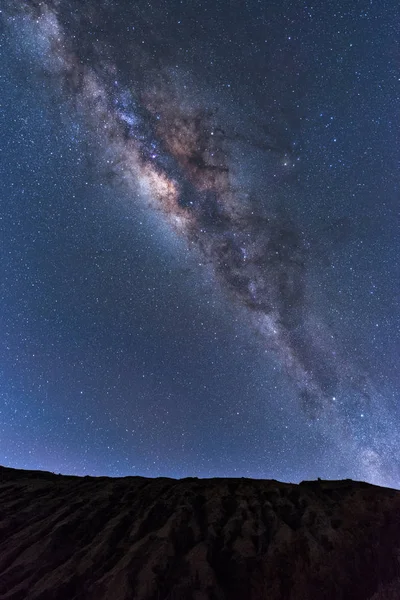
[1,465,400,600]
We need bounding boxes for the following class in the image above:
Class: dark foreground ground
[1,465,400,599]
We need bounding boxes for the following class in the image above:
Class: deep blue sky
[0,0,399,486]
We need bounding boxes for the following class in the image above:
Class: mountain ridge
[1,465,400,599]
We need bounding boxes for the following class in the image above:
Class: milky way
[3,0,399,486]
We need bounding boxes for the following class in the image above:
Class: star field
[0,0,399,486]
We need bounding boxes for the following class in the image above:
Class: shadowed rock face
[1,466,400,600]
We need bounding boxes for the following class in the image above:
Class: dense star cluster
[0,0,399,486]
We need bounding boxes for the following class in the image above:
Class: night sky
[1,0,399,486]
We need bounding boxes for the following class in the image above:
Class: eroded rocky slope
[1,466,400,599]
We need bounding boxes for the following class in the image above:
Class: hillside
[1,466,400,599]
